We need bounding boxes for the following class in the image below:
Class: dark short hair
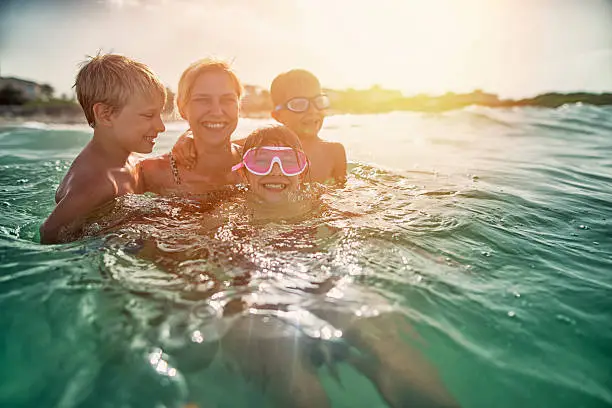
[270,69,320,106]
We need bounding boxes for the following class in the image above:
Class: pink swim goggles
[231,146,309,176]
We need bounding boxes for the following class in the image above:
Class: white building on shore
[0,63,46,102]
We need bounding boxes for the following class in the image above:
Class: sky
[0,0,611,98]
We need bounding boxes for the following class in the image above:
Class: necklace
[169,152,182,185]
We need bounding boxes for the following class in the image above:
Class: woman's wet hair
[176,58,243,120]
[242,125,304,152]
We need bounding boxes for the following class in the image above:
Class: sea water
[0,105,611,408]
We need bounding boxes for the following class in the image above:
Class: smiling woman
[136,58,244,195]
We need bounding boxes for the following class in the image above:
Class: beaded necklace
[169,152,182,185]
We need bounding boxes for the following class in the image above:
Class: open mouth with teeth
[144,136,157,143]
[202,121,227,130]
[261,182,289,191]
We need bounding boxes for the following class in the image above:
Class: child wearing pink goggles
[231,146,308,176]
[233,125,310,206]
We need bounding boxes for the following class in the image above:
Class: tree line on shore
[1,82,611,119]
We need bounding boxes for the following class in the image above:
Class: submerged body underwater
[1,105,611,407]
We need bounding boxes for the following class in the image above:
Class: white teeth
[144,136,156,142]
[263,183,286,190]
[203,122,226,129]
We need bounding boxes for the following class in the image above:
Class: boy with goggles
[274,93,331,113]
[271,70,346,184]
[172,69,347,184]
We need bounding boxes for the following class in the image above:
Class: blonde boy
[40,54,166,244]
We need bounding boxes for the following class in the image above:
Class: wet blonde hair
[74,53,166,128]
[176,58,243,120]
[242,125,304,153]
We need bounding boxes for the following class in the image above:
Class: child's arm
[40,178,116,244]
[133,158,151,194]
[171,132,247,168]
[331,143,347,184]
[233,137,247,146]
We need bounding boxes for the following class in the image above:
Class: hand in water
[171,130,197,170]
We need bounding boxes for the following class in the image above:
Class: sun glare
[2,0,609,98]
[292,0,533,96]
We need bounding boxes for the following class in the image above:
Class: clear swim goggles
[231,146,309,176]
[274,94,330,113]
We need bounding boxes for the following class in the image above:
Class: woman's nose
[210,99,223,115]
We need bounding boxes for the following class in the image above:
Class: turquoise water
[1,105,611,407]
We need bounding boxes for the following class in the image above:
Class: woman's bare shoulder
[136,153,175,193]
[138,153,171,170]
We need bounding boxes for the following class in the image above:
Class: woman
[137,58,243,195]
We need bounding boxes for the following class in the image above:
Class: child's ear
[92,102,115,127]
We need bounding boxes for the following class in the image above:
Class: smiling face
[109,92,166,154]
[272,72,325,140]
[239,126,305,205]
[245,155,300,205]
[184,71,239,148]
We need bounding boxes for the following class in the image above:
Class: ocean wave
[1,108,611,407]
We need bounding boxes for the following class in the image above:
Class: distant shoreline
[1,90,611,126]
[0,107,272,126]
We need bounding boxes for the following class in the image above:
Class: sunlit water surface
[1,105,611,407]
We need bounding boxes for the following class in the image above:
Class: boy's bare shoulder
[317,139,342,147]
[56,152,112,202]
[58,166,120,203]
[318,140,346,161]
[42,171,119,244]
[317,139,345,153]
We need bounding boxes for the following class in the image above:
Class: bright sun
[292,0,536,97]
